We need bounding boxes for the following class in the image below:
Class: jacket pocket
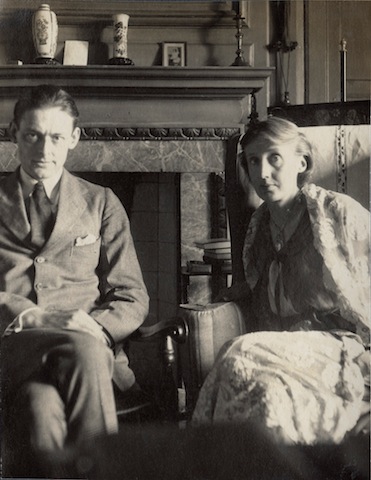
[70,237,101,263]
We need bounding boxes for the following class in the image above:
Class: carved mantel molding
[79,126,241,141]
[0,126,241,142]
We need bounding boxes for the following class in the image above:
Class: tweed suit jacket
[0,168,149,384]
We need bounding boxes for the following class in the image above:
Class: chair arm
[138,318,188,343]
[133,302,251,417]
[175,301,250,413]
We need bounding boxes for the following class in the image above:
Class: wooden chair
[117,323,187,423]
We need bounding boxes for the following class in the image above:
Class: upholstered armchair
[168,101,370,417]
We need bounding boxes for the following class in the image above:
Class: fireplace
[0,65,273,385]
[0,66,273,318]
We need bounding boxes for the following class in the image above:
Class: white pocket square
[74,234,98,247]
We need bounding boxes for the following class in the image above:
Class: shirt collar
[20,167,63,200]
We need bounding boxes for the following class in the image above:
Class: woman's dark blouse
[249,206,356,334]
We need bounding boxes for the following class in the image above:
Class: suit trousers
[1,328,118,476]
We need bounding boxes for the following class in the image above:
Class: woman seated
[192,117,370,445]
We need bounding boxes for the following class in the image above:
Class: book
[186,261,212,274]
[204,247,231,255]
[203,251,232,261]
[201,259,232,271]
[195,238,231,250]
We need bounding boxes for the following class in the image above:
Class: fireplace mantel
[0,66,273,127]
[0,65,272,98]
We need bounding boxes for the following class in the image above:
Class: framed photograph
[162,42,186,66]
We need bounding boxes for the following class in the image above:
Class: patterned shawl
[242,184,370,345]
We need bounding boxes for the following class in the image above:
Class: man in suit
[0,84,149,476]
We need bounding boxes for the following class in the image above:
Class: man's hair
[239,116,314,187]
[13,84,79,128]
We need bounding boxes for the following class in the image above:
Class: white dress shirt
[19,166,62,215]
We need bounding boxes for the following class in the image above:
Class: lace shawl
[242,184,370,344]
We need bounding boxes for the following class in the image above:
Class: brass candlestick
[231,14,248,66]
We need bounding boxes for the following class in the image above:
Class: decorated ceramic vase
[32,4,58,63]
[113,14,129,58]
[109,13,134,65]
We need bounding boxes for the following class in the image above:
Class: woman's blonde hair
[239,116,314,187]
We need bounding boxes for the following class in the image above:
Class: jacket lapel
[0,169,31,243]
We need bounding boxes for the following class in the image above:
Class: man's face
[12,106,80,180]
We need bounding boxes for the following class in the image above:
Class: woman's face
[243,136,307,207]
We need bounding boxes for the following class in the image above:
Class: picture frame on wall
[162,42,186,66]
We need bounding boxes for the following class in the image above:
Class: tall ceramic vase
[32,4,59,64]
[108,13,134,65]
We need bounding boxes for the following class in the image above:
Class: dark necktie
[29,181,54,247]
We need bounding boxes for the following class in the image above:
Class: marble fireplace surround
[0,66,273,316]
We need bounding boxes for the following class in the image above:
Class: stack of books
[195,238,232,266]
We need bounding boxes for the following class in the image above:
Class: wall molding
[0,1,243,28]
